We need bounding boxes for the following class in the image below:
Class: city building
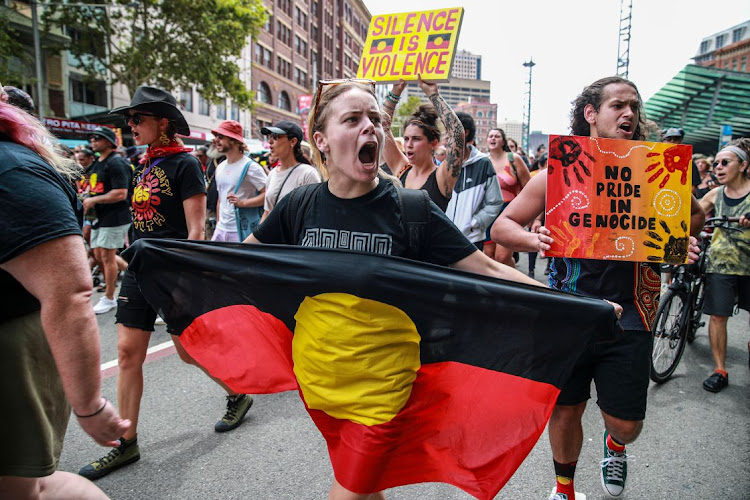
[454,98,496,151]
[251,0,371,139]
[693,20,750,73]
[497,119,524,147]
[451,49,481,80]
[403,77,491,110]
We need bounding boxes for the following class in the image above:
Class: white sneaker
[93,297,117,315]
[154,315,166,326]
[549,488,586,500]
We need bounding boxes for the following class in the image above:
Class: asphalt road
[59,254,750,499]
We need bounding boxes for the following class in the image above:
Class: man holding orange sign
[492,76,704,500]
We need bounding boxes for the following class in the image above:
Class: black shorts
[115,269,170,332]
[703,273,750,317]
[556,329,652,421]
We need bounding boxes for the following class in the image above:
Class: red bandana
[140,141,192,162]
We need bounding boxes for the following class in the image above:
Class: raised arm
[381,79,409,177]
[420,76,465,198]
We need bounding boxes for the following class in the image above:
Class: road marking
[101,340,176,379]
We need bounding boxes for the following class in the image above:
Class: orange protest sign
[544,135,693,264]
[356,8,464,82]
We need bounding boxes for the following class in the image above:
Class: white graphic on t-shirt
[302,228,392,255]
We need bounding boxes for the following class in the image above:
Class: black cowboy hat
[110,86,190,136]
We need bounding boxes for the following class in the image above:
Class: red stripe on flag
[306,361,559,499]
[180,305,298,394]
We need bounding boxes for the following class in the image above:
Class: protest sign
[357,7,464,82]
[544,135,693,264]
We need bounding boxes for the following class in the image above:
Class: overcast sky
[364,0,750,135]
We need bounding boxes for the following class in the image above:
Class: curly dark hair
[570,76,646,140]
[405,104,441,143]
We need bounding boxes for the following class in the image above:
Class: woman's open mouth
[358,142,378,166]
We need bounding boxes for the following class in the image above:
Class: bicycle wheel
[650,289,689,383]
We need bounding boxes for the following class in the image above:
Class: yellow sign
[357,7,464,82]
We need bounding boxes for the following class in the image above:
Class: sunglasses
[268,133,288,140]
[312,78,376,123]
[712,158,735,168]
[126,112,158,125]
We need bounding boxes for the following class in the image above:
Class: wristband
[74,398,108,418]
[386,91,401,102]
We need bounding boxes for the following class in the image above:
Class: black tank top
[400,167,450,212]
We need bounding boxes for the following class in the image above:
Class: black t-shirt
[0,140,83,321]
[88,153,132,227]
[550,258,660,331]
[254,179,476,266]
[130,152,206,240]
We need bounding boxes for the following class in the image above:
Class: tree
[0,6,30,86]
[391,94,422,136]
[43,0,268,108]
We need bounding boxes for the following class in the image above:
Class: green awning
[644,64,750,154]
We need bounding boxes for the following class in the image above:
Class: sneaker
[78,437,140,480]
[549,487,587,500]
[93,296,117,314]
[702,372,729,392]
[600,431,629,497]
[215,394,253,433]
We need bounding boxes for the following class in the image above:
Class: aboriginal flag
[125,239,618,500]
[426,33,451,50]
[369,37,395,54]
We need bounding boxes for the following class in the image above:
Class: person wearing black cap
[260,120,321,220]
[85,126,132,314]
[3,85,35,114]
[80,86,251,481]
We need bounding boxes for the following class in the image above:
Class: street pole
[522,58,535,152]
[31,0,45,121]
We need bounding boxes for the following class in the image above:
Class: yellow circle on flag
[292,293,421,426]
[377,40,387,51]
[433,36,443,46]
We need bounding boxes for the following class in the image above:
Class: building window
[198,93,210,116]
[278,91,291,111]
[69,76,106,106]
[277,56,292,79]
[700,40,711,54]
[742,56,747,72]
[716,34,726,49]
[231,102,240,121]
[258,82,272,104]
[216,101,226,120]
[179,88,193,112]
[732,27,744,43]
[277,21,292,46]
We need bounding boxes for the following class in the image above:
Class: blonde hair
[307,81,401,185]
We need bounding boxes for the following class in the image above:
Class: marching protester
[79,87,253,481]
[243,76,612,500]
[380,78,464,211]
[492,76,704,500]
[85,126,132,313]
[0,95,129,499]
[484,127,531,267]
[697,138,750,393]
[260,120,321,220]
[445,112,503,250]
[210,120,267,242]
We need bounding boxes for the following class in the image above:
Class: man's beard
[206,144,222,159]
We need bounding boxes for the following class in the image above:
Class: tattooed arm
[420,75,465,198]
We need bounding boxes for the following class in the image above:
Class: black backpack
[283,182,431,260]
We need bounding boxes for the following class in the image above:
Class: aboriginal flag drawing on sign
[426,33,451,50]
[124,239,619,500]
[370,37,395,54]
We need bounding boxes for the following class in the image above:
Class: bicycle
[650,216,743,383]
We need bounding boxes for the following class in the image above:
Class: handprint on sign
[549,137,595,187]
[643,220,688,263]
[644,147,690,188]
[549,221,600,257]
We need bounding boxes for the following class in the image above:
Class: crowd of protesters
[1,71,747,500]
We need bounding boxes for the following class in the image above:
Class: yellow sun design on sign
[292,293,421,426]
